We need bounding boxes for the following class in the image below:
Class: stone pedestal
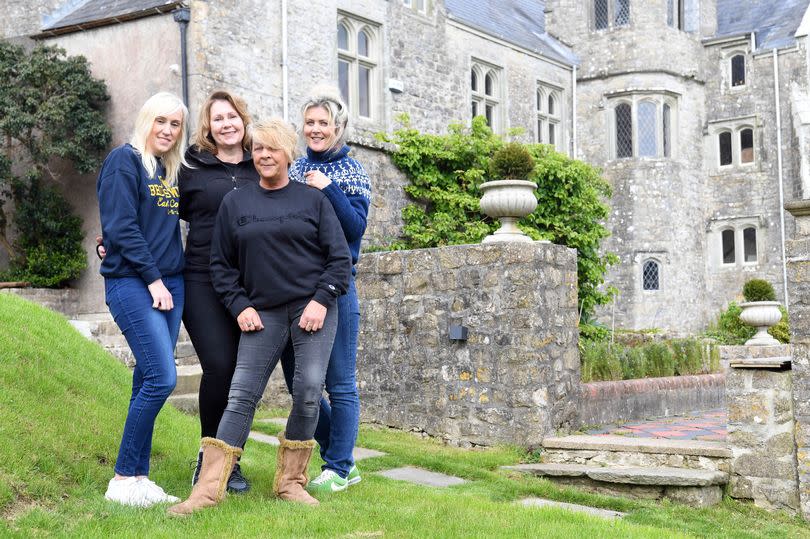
[726,348,800,512]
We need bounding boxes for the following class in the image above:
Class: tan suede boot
[168,437,242,516]
[273,431,318,506]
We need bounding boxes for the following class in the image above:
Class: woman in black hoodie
[178,90,257,493]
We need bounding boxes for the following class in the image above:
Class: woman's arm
[311,195,352,308]
[304,163,370,242]
[209,198,254,320]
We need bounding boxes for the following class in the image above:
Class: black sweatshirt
[210,180,351,319]
[178,146,258,282]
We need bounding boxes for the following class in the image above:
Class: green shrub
[671,339,704,376]
[742,279,776,302]
[770,306,791,343]
[489,142,535,180]
[643,342,676,378]
[1,176,86,287]
[580,340,622,382]
[621,346,647,380]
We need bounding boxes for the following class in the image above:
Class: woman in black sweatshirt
[178,90,257,493]
[168,118,350,515]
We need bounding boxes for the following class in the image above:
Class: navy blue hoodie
[97,144,184,284]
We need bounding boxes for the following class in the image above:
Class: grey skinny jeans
[216,298,338,444]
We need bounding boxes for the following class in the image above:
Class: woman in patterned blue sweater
[281,86,371,494]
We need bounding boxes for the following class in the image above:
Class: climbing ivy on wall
[0,42,111,286]
[376,115,618,325]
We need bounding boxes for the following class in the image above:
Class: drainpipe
[774,48,789,308]
[173,7,191,109]
[282,0,289,120]
[572,64,577,158]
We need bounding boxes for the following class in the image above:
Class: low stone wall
[355,241,580,447]
[579,374,725,427]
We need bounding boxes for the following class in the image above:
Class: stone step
[543,435,731,458]
[503,463,726,507]
[167,392,198,414]
[174,364,202,395]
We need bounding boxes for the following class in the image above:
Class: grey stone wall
[354,241,580,447]
[726,357,800,512]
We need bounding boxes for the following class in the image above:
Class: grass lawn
[1,292,809,538]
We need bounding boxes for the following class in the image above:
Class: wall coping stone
[542,435,731,457]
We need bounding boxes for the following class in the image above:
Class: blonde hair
[130,92,188,184]
[250,118,298,164]
[300,84,349,152]
[191,90,252,154]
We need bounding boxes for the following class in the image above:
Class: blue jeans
[105,274,184,477]
[282,278,360,478]
[216,298,338,447]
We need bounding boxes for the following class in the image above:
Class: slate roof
[40,0,180,34]
[444,0,578,66]
[715,0,810,50]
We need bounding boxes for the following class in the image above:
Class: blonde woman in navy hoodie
[97,92,188,507]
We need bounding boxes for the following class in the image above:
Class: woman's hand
[299,300,327,333]
[147,279,174,311]
[304,170,331,190]
[95,235,106,259]
[237,307,264,332]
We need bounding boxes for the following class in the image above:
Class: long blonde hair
[192,90,252,154]
[130,92,189,184]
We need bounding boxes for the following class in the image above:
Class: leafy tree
[0,42,110,286]
[376,115,617,324]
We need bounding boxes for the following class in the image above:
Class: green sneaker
[306,470,348,495]
[347,465,361,486]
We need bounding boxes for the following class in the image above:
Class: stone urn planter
[739,301,782,346]
[478,179,538,243]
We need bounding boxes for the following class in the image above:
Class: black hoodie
[178,146,259,281]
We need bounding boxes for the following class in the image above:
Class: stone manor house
[3,0,810,333]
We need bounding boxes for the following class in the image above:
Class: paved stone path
[378,466,466,487]
[585,409,727,441]
[520,498,625,519]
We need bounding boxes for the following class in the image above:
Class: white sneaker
[138,478,180,503]
[104,477,153,507]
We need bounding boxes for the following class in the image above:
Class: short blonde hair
[192,90,252,154]
[300,84,349,151]
[250,118,298,164]
[130,92,188,184]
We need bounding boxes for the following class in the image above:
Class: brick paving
[585,409,727,441]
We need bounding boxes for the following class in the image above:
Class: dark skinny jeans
[216,298,337,445]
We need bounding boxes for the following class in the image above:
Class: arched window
[642,260,660,291]
[740,128,754,163]
[615,103,633,158]
[718,131,732,166]
[662,102,672,157]
[731,54,746,87]
[743,227,757,262]
[472,62,502,131]
[337,18,379,119]
[637,101,657,157]
[722,229,735,264]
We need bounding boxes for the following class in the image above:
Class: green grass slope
[1,293,809,538]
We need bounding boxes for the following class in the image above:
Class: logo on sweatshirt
[149,175,179,215]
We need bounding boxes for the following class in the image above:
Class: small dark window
[537,90,542,111]
[642,260,660,291]
[485,104,493,126]
[744,227,757,262]
[357,30,369,57]
[337,24,349,50]
[615,0,631,26]
[616,103,633,158]
[549,123,556,146]
[471,101,478,119]
[637,101,657,157]
[485,72,494,96]
[740,128,754,163]
[548,94,555,115]
[722,229,735,264]
[719,131,732,166]
[662,103,671,157]
[594,0,609,29]
[731,55,746,87]
[471,70,478,91]
[537,119,544,143]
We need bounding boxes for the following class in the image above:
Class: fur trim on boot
[168,437,242,516]
[273,431,318,506]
